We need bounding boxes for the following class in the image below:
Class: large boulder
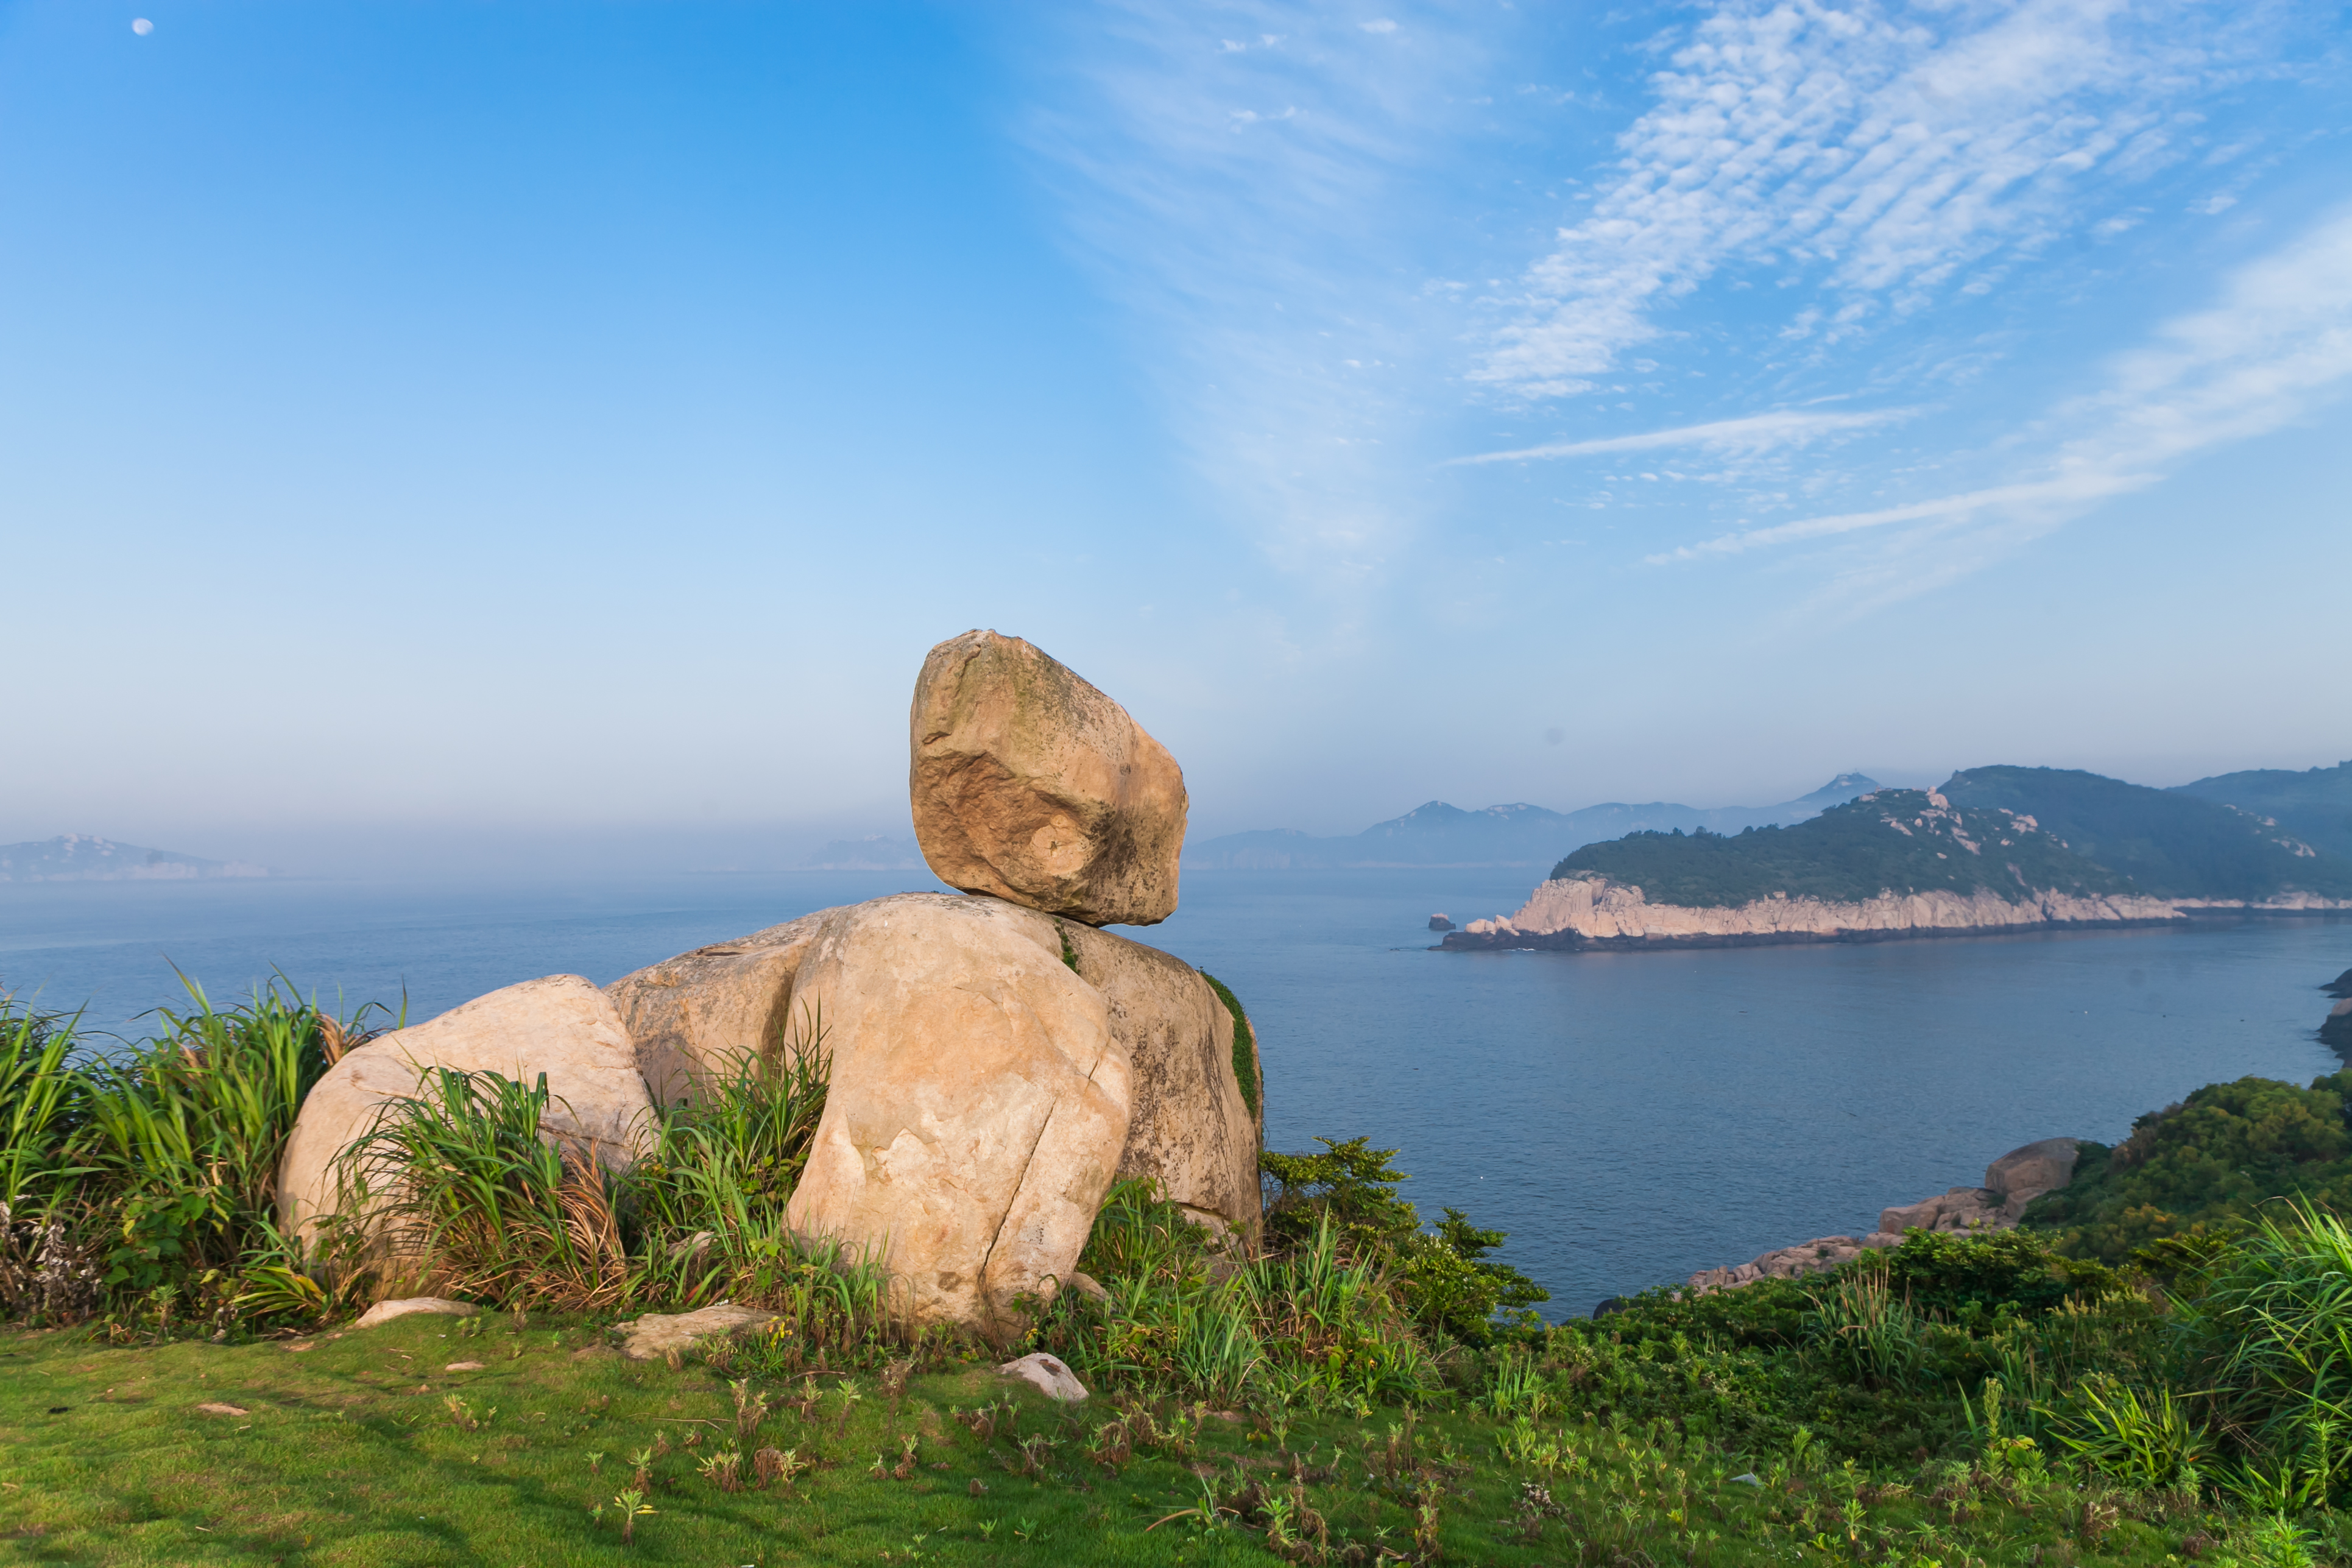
[607,911,834,1106]
[783,894,1130,1332]
[909,629,1187,927]
[278,975,654,1246]
[1061,922,1260,1245]
[1985,1137,2081,1219]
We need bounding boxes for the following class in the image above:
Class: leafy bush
[2024,1071,2352,1264]
[1260,1135,1547,1344]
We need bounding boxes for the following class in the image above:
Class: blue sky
[5,0,2348,873]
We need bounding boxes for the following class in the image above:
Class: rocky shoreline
[1647,1137,2085,1307]
[1441,875,2347,954]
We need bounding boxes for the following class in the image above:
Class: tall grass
[331,1007,906,1357]
[1038,1180,1438,1408]
[2176,1202,2352,1505]
[0,979,374,1328]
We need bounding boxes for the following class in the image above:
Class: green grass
[0,1311,2256,1568]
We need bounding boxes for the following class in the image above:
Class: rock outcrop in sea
[280,630,1259,1335]
[1681,1138,2082,1296]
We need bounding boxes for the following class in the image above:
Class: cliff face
[1447,874,2183,949]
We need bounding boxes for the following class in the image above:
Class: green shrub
[1259,1136,1548,1345]
[2025,1072,2352,1264]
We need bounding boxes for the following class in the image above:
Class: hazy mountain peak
[0,835,267,881]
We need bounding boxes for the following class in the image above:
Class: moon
[131,17,153,34]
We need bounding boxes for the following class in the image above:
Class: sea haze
[1,871,2341,1316]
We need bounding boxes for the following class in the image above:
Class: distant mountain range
[1184,774,1883,870]
[0,835,267,882]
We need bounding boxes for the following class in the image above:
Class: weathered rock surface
[278,975,654,1246]
[614,1303,779,1361]
[1693,1135,2087,1293]
[1453,875,2184,950]
[1879,1187,2006,1235]
[783,894,1130,1332]
[607,911,834,1106]
[1061,921,1261,1245]
[998,1351,1089,1403]
[1689,1234,1901,1293]
[352,1296,478,1330]
[2323,998,2352,1050]
[909,629,1187,927]
[1985,1138,2081,1218]
[1428,913,1454,931]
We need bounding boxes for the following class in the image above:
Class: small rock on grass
[444,1361,486,1372]
[612,1302,777,1361]
[997,1352,1087,1403]
[353,1297,478,1330]
[195,1402,249,1417]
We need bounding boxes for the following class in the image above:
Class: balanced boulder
[1061,921,1260,1245]
[909,629,1186,927]
[278,975,654,1246]
[607,910,835,1106]
[783,894,1130,1330]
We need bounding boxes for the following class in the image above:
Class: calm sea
[3,870,2343,1316]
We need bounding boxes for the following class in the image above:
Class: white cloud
[1476,0,2229,397]
[1361,19,1398,33]
[1455,406,1920,465]
[1649,208,2352,587]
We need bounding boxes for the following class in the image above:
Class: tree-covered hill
[1546,789,2126,909]
[2172,758,2352,861]
[1940,765,2352,900]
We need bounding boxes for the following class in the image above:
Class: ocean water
[3,869,2343,1316]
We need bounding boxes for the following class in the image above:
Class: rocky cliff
[1446,874,2182,950]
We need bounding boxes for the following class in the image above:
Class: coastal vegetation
[4,981,2351,1564]
[1942,768,2352,901]
[2175,761,2352,863]
[2021,1070,2352,1266]
[1544,770,2352,913]
[1549,789,2122,908]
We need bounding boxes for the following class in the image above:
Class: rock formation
[909,629,1187,927]
[278,975,653,1245]
[783,894,1131,1329]
[1061,921,1261,1246]
[1687,1137,2082,1294]
[607,911,830,1106]
[2325,999,2352,1051]
[281,630,1257,1337]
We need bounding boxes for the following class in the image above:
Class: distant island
[1185,774,1881,869]
[0,835,268,882]
[1443,765,2352,950]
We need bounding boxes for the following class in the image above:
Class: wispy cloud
[1455,407,1921,465]
[1476,0,2236,397]
[1648,207,2352,591]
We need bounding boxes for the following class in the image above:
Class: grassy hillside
[2174,760,2352,861]
[1547,789,2125,909]
[1941,766,2352,900]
